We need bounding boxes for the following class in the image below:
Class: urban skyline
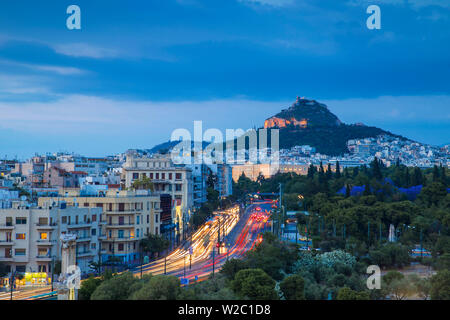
[0,1,449,158]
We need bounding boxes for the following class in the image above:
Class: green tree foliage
[79,276,103,300]
[430,270,450,300]
[90,272,142,300]
[231,268,278,300]
[129,275,181,300]
[131,176,154,191]
[336,287,370,300]
[140,234,170,259]
[369,243,411,268]
[279,274,305,300]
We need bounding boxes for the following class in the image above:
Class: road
[132,202,272,283]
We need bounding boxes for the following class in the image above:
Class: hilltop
[263,97,406,155]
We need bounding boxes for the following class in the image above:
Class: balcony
[0,256,13,262]
[0,224,14,230]
[67,222,92,229]
[0,240,14,246]
[104,210,137,215]
[98,234,107,240]
[106,223,135,228]
[76,251,93,257]
[36,239,54,246]
[36,255,52,261]
[76,236,92,242]
[35,223,57,230]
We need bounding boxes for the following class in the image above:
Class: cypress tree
[335,161,341,179]
[433,165,440,182]
[326,163,332,181]
[405,167,410,188]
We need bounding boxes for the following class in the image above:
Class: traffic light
[216,242,220,248]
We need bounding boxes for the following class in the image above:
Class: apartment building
[38,189,161,265]
[121,154,193,238]
[0,204,102,279]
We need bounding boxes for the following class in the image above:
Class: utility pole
[379,222,382,244]
[164,256,167,274]
[420,228,423,258]
[10,271,15,300]
[51,256,54,292]
[212,245,215,278]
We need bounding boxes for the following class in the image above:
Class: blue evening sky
[0,0,449,158]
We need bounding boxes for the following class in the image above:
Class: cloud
[346,0,450,9]
[238,0,295,7]
[0,59,86,75]
[52,42,120,59]
[0,95,287,134]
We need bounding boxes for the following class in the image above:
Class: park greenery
[76,159,449,300]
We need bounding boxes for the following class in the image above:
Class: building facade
[121,155,193,239]
[38,189,161,265]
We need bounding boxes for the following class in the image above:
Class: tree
[408,274,431,300]
[371,157,383,180]
[130,275,181,300]
[419,182,447,206]
[335,161,341,179]
[326,163,333,181]
[0,263,8,277]
[232,269,278,300]
[336,287,369,300]
[220,258,249,280]
[279,274,305,300]
[385,277,414,300]
[140,234,170,260]
[131,176,154,191]
[430,270,450,300]
[90,272,141,300]
[79,276,103,300]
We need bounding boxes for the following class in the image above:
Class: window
[137,229,140,238]
[92,214,97,222]
[161,173,165,179]
[169,173,172,180]
[38,249,48,256]
[15,217,27,225]
[5,217,12,226]
[91,243,96,249]
[40,233,48,240]
[175,184,182,191]
[147,215,149,223]
[155,214,159,223]
[118,243,124,251]
[15,249,26,256]
[155,227,158,235]
[155,173,159,179]
[62,216,67,224]
[38,217,48,225]
[16,233,26,240]
[175,173,182,180]
[118,230,124,239]
[16,265,26,273]
[91,229,96,236]
[137,216,140,225]
[150,173,154,179]
[132,173,139,180]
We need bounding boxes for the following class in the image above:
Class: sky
[0,0,449,159]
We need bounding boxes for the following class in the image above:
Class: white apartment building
[38,189,161,265]
[0,204,102,279]
[121,154,193,238]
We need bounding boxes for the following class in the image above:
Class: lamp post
[164,256,167,275]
